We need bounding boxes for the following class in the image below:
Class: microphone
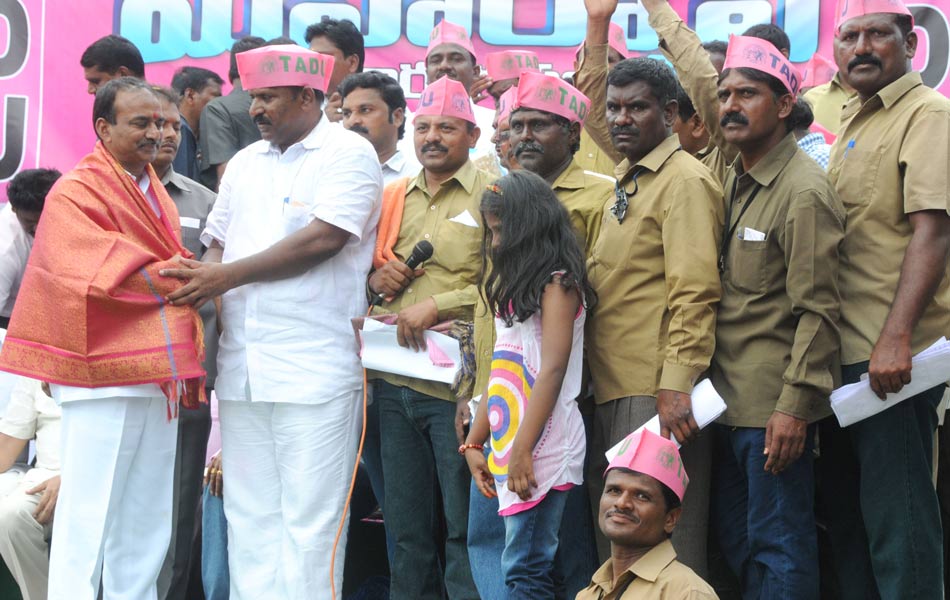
[370,240,434,306]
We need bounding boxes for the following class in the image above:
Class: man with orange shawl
[0,77,205,600]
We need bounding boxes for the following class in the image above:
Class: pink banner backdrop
[1,0,948,197]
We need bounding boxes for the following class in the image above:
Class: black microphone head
[408,240,434,266]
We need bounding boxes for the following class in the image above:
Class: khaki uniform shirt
[369,160,489,401]
[803,74,854,133]
[576,539,719,600]
[576,129,619,177]
[472,159,612,398]
[647,2,739,182]
[828,71,950,364]
[713,134,845,427]
[587,135,724,404]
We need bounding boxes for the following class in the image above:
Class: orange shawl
[0,142,205,407]
[373,177,410,269]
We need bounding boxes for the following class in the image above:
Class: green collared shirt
[576,539,719,600]
[828,71,950,364]
[713,133,845,427]
[369,160,489,401]
[586,134,724,403]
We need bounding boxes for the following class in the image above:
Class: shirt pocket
[438,220,483,273]
[728,237,769,294]
[281,201,312,236]
[179,218,205,257]
[830,147,883,208]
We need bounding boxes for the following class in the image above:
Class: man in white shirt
[0,377,61,600]
[0,169,61,329]
[161,45,382,600]
[340,71,420,185]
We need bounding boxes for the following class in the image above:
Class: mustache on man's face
[514,141,545,157]
[420,142,449,154]
[848,55,882,72]
[720,112,749,128]
[253,114,272,126]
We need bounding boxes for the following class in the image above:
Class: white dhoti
[220,390,362,600]
[0,469,52,600]
[48,395,178,600]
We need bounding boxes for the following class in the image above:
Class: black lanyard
[718,175,763,273]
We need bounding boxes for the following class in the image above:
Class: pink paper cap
[724,35,801,96]
[486,50,541,82]
[573,22,628,61]
[236,45,335,93]
[426,20,477,60]
[801,53,838,89]
[414,76,477,125]
[497,86,518,126]
[513,71,590,125]
[835,0,913,33]
[606,429,689,502]
[609,22,629,59]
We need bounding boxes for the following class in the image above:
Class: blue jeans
[711,424,819,600]
[818,361,944,600]
[502,489,569,600]
[468,448,507,600]
[376,381,478,600]
[200,486,229,600]
[361,393,395,564]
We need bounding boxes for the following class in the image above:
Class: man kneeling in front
[577,429,718,599]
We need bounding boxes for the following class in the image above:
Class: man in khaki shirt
[709,36,845,599]
[802,72,854,132]
[818,3,950,598]
[577,429,717,600]
[367,76,484,600]
[582,0,724,574]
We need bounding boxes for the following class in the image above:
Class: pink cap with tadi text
[414,76,476,125]
[236,45,335,93]
[724,35,801,96]
[497,86,518,126]
[486,50,541,82]
[426,20,477,60]
[835,0,913,33]
[574,22,628,62]
[513,71,590,125]
[606,429,689,502]
[801,53,838,89]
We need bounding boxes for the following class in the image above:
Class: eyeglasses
[611,169,642,224]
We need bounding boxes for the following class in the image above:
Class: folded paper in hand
[605,379,727,461]
[358,318,461,384]
[831,337,950,427]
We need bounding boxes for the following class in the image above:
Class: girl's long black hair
[479,170,597,327]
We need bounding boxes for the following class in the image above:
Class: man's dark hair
[266,37,298,46]
[702,40,728,56]
[7,168,62,213]
[80,35,145,78]
[788,96,816,131]
[896,14,914,39]
[742,24,791,55]
[93,77,156,129]
[338,71,408,139]
[150,85,180,108]
[305,17,365,72]
[171,66,224,97]
[229,36,266,83]
[607,57,679,107]
[675,80,696,121]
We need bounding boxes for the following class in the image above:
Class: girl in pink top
[464,170,595,598]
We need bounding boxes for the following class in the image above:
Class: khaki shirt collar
[589,539,678,593]
[614,134,682,182]
[407,159,479,196]
[734,132,799,188]
[552,158,586,191]
[161,168,193,192]
[841,71,922,120]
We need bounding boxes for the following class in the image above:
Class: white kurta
[0,204,32,319]
[202,116,382,600]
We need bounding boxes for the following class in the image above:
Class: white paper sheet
[831,337,950,427]
[605,378,728,460]
[359,319,461,384]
